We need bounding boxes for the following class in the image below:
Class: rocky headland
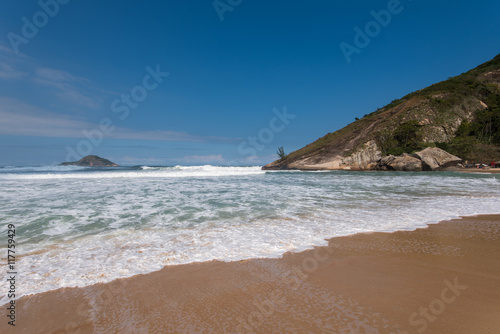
[263,53,500,171]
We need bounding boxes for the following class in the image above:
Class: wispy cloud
[111,129,204,142]
[173,154,226,164]
[32,67,103,109]
[0,61,27,79]
[0,98,239,143]
[0,98,90,138]
[116,156,168,165]
[0,45,104,109]
[103,145,161,150]
[35,67,88,83]
[242,154,277,164]
[0,44,29,61]
[110,129,240,143]
[0,44,29,79]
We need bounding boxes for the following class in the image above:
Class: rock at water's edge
[376,147,461,172]
[413,147,462,171]
[377,155,423,171]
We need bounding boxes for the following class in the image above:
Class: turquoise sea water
[1,165,499,304]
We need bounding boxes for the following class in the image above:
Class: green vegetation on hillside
[277,146,287,161]
[372,55,500,161]
[380,53,500,112]
[437,94,500,160]
[375,79,500,160]
[375,120,424,156]
[265,53,500,168]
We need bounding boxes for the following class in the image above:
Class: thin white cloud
[37,79,102,109]
[0,46,103,109]
[35,67,89,83]
[0,44,30,61]
[0,61,27,79]
[243,154,277,164]
[116,156,168,165]
[32,67,101,109]
[222,154,277,166]
[111,129,206,142]
[173,154,226,164]
[0,45,241,144]
[0,98,238,143]
[0,98,90,138]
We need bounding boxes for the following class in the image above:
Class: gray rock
[376,155,422,171]
[413,147,462,171]
[376,155,395,170]
[388,156,423,171]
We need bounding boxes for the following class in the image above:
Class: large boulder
[376,155,396,170]
[388,155,423,171]
[376,154,423,171]
[413,147,462,171]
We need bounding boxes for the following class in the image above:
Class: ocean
[1,165,499,305]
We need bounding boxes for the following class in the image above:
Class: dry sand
[3,215,500,333]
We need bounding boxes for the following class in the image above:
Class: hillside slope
[263,53,500,170]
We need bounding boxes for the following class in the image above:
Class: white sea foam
[0,165,89,173]
[0,165,265,180]
[0,170,499,305]
[140,166,159,170]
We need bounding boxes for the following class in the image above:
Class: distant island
[60,155,119,167]
[263,53,500,171]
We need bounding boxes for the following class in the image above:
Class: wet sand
[3,215,500,333]
[445,167,500,174]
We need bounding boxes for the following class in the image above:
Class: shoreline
[265,166,500,174]
[3,214,500,333]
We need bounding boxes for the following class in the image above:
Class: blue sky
[1,0,499,166]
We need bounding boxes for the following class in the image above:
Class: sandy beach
[3,214,500,333]
[445,167,500,174]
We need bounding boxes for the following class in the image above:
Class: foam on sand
[0,169,499,305]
